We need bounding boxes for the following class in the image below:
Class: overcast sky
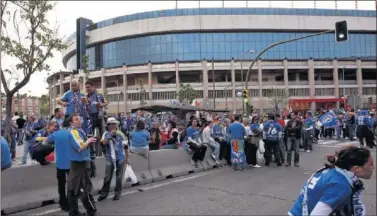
[1,0,375,97]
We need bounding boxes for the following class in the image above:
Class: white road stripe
[32,168,224,216]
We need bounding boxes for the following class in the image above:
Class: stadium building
[47,7,376,114]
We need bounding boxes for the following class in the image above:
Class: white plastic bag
[256,150,265,164]
[258,139,265,153]
[124,165,138,184]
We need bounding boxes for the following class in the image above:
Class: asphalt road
[11,143,376,216]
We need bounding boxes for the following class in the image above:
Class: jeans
[130,146,149,158]
[286,137,300,165]
[100,159,126,197]
[348,124,356,140]
[206,141,220,160]
[21,140,32,164]
[303,130,313,151]
[57,168,70,209]
[279,138,286,163]
[335,126,342,140]
[161,144,178,149]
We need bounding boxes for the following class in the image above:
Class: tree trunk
[4,94,14,144]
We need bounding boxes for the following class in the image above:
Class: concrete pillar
[356,59,363,96]
[123,65,128,113]
[175,60,180,97]
[202,59,209,99]
[308,59,315,111]
[231,59,236,112]
[101,68,106,94]
[59,73,64,96]
[257,59,262,98]
[48,83,53,114]
[332,59,340,108]
[148,61,153,101]
[80,70,87,94]
[52,75,57,111]
[69,74,74,89]
[283,59,288,91]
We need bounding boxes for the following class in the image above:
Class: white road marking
[32,168,224,215]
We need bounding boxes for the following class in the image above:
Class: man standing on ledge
[67,113,97,216]
[57,80,85,120]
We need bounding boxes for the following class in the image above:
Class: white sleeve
[310,201,333,216]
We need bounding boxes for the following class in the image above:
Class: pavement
[8,141,376,216]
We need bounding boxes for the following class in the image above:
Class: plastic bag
[124,165,138,184]
[45,152,55,162]
[258,140,265,153]
[256,150,265,164]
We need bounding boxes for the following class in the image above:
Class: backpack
[179,129,187,142]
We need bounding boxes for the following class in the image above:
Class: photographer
[98,117,129,202]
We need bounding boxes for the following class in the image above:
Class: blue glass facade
[94,8,376,30]
[65,32,376,71]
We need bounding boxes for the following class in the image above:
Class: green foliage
[177,83,197,105]
[0,0,66,139]
[82,54,89,79]
[39,94,49,116]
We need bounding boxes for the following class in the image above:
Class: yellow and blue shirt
[68,127,91,162]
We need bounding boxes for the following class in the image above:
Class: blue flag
[319,112,337,128]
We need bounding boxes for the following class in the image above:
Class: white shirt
[202,126,215,144]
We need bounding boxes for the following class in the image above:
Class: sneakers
[294,163,300,167]
[306,150,311,153]
[113,195,120,201]
[253,164,261,168]
[211,154,216,161]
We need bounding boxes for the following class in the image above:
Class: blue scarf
[335,167,365,216]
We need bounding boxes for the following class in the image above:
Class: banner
[319,112,337,128]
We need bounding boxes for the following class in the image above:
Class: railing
[288,81,309,85]
[340,80,357,85]
[262,81,284,86]
[315,80,334,85]
[363,80,377,85]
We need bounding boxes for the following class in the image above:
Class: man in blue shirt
[51,108,64,129]
[67,113,97,216]
[46,119,71,212]
[356,110,371,148]
[263,113,283,166]
[57,80,85,119]
[227,115,247,170]
[98,117,128,202]
[303,111,315,153]
[20,114,40,165]
[85,80,107,136]
[1,136,12,171]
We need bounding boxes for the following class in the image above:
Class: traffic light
[242,89,248,103]
[368,97,372,104]
[335,21,348,42]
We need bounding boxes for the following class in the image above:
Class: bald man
[57,80,85,119]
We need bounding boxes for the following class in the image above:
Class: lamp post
[236,91,242,113]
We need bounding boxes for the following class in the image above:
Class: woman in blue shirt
[130,120,150,158]
[186,118,207,168]
[289,145,374,216]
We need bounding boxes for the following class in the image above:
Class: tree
[265,88,289,114]
[39,94,49,117]
[0,1,66,140]
[177,83,197,105]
